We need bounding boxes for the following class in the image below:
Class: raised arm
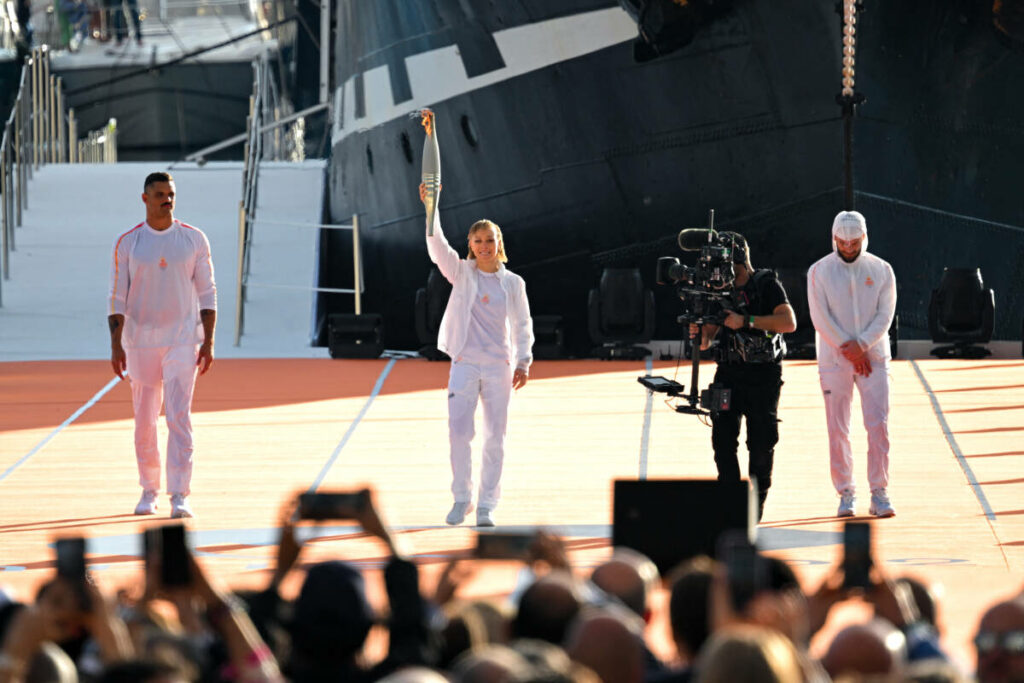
[420,183,460,283]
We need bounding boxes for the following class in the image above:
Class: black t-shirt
[716,269,790,365]
[731,269,789,317]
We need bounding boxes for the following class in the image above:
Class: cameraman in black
[689,233,796,522]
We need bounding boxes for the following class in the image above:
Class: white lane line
[0,376,122,483]
[308,358,398,492]
[639,356,654,480]
[910,360,996,520]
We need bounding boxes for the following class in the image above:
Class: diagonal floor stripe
[0,376,122,484]
[639,356,653,480]
[308,358,398,492]
[910,360,995,520]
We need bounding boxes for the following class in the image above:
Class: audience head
[882,576,940,630]
[439,600,511,669]
[289,560,375,661]
[25,641,78,683]
[589,547,660,621]
[451,643,534,682]
[694,624,804,683]
[821,618,907,681]
[378,666,451,683]
[668,555,715,663]
[564,606,645,683]
[513,571,582,645]
[974,596,1024,683]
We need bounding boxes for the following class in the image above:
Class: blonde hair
[695,625,804,683]
[467,219,508,263]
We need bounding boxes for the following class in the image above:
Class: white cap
[832,211,867,240]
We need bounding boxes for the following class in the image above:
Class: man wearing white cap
[807,211,897,518]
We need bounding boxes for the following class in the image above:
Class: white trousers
[448,360,513,510]
[126,344,199,496]
[819,361,891,494]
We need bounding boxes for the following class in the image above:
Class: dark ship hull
[319,0,1024,353]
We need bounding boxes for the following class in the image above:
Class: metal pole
[15,98,23,224]
[2,134,10,282]
[42,54,51,165]
[319,0,329,103]
[56,77,65,163]
[68,109,77,163]
[233,202,246,345]
[31,50,39,169]
[48,75,57,164]
[352,214,361,314]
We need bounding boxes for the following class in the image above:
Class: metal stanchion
[31,50,39,169]
[68,109,77,163]
[15,95,23,224]
[56,77,65,163]
[48,74,57,164]
[42,52,51,165]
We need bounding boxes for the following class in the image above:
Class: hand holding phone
[475,531,536,560]
[55,537,93,610]
[297,490,370,520]
[842,521,872,590]
[717,531,765,612]
[160,523,192,588]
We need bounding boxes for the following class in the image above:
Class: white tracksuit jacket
[425,211,533,371]
[807,238,896,494]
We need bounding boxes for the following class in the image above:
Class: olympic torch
[420,108,441,236]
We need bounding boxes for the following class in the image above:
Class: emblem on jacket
[159,257,168,269]
[481,294,490,304]
[865,276,874,286]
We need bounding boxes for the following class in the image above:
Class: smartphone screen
[55,537,87,581]
[717,531,764,611]
[475,532,535,560]
[298,490,368,520]
[160,524,191,587]
[842,521,872,590]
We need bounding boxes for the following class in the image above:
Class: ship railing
[1,46,117,306]
[231,50,351,346]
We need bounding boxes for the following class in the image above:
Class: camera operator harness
[639,210,785,419]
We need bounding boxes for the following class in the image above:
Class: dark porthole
[400,131,414,164]
[461,114,479,147]
[366,145,374,173]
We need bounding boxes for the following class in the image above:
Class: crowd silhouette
[1,488,1022,683]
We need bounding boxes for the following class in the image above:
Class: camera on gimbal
[638,210,740,417]
[655,231,737,293]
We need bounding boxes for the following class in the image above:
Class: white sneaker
[476,508,495,527]
[134,489,158,515]
[445,501,473,525]
[869,488,895,518]
[170,494,194,519]
[837,489,856,518]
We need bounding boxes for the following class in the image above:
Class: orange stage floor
[2,357,1022,671]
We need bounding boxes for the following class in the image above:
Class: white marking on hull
[331,6,636,145]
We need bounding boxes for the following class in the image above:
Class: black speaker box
[533,314,566,360]
[612,478,756,576]
[328,313,384,359]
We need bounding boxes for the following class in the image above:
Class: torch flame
[420,109,434,138]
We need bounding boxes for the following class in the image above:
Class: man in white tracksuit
[807,211,896,518]
[420,184,534,527]
[109,171,217,519]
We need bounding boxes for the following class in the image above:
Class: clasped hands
[841,339,872,376]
